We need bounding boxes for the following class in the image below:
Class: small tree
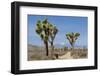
[63,46,68,51]
[66,32,80,49]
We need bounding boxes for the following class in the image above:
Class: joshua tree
[48,24,58,56]
[36,18,58,56]
[66,32,80,49]
[36,19,50,56]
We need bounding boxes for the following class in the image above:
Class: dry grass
[28,45,88,61]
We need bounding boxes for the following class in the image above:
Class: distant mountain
[28,44,87,49]
[75,45,87,48]
[54,44,65,48]
[54,44,87,48]
[28,44,39,48]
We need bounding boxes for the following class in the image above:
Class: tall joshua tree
[66,32,80,49]
[48,24,58,55]
[36,19,50,56]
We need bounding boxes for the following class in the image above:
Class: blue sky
[28,15,88,47]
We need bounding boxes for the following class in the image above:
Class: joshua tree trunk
[44,41,49,56]
[71,43,74,50]
[50,41,54,56]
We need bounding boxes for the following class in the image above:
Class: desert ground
[28,44,88,61]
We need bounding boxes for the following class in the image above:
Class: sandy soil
[59,52,73,59]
